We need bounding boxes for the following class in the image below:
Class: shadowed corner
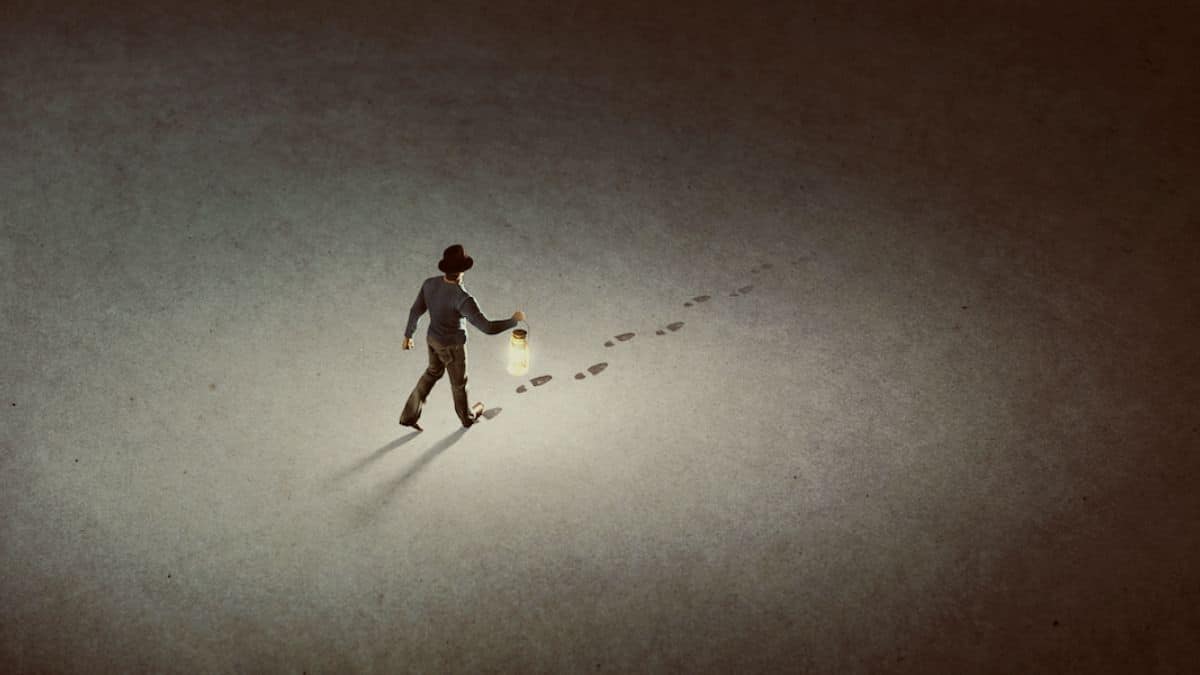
[373,427,469,506]
[327,431,421,484]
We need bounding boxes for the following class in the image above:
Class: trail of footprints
[513,261,792,395]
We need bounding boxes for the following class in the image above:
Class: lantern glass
[507,328,529,376]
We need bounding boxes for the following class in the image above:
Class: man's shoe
[399,418,423,432]
[462,402,485,428]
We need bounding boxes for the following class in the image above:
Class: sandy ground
[2,1,1198,672]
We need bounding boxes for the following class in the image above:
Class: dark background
[3,1,1198,672]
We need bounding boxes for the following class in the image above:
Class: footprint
[481,407,502,420]
[751,269,760,274]
[574,372,586,380]
[516,385,527,394]
[604,340,614,347]
[531,375,552,387]
[587,363,607,376]
[760,263,773,269]
[656,329,666,335]
[615,332,635,342]
[684,302,693,307]
[667,321,684,332]
[729,292,738,297]
[692,295,710,303]
[737,285,753,294]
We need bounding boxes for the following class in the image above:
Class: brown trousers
[399,336,474,427]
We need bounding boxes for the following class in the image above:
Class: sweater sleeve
[460,296,517,335]
[404,286,427,339]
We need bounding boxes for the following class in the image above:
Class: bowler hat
[437,244,474,274]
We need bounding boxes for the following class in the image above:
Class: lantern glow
[507,328,530,376]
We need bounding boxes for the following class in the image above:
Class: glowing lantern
[507,326,530,376]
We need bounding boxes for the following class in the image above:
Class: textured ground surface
[3,1,1198,672]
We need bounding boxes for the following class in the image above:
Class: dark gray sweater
[404,275,517,346]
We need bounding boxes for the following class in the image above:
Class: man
[399,244,526,430]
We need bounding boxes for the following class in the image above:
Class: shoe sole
[463,402,485,428]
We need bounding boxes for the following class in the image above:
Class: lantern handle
[516,318,530,332]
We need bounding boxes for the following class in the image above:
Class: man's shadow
[328,431,421,484]
[373,427,468,505]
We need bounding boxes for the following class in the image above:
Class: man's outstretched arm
[460,297,518,335]
[404,288,427,339]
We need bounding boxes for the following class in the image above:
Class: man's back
[405,275,516,346]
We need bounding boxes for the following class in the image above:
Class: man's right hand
[512,310,526,322]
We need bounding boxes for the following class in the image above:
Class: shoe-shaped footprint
[575,363,608,380]
[605,332,635,347]
[516,375,551,393]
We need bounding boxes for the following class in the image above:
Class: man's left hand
[402,337,415,350]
